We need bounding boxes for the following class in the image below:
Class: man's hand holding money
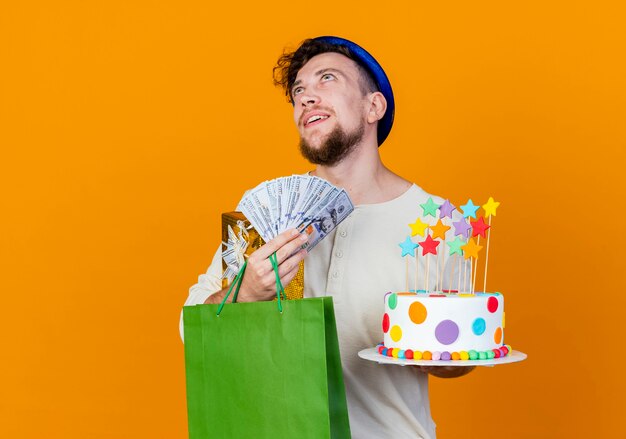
[204,229,308,304]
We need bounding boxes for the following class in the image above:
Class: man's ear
[367,92,387,124]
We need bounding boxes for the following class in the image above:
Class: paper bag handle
[216,252,286,316]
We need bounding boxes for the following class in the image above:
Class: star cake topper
[399,236,419,257]
[419,234,440,256]
[460,199,480,219]
[470,216,491,238]
[461,237,483,259]
[420,197,439,218]
[430,219,451,240]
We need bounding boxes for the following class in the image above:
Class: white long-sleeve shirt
[182,184,469,439]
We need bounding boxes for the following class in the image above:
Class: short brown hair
[273,38,379,102]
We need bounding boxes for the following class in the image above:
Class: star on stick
[420,197,439,218]
[470,216,491,238]
[461,237,483,260]
[439,199,456,219]
[453,219,471,237]
[482,197,500,218]
[399,236,419,257]
[409,218,429,237]
[447,237,465,256]
[460,199,480,219]
[419,234,440,256]
[430,219,451,240]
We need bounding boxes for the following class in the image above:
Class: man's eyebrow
[315,68,343,77]
[291,68,344,92]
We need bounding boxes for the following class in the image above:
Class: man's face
[291,52,369,166]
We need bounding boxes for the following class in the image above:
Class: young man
[183,36,472,439]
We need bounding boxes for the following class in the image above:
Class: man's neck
[310,143,411,205]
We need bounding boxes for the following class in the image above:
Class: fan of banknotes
[239,175,354,252]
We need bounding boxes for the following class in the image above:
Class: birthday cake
[377,197,512,361]
[379,292,510,361]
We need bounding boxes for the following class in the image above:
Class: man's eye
[293,87,304,95]
[321,74,335,81]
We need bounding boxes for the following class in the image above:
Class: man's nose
[298,92,320,107]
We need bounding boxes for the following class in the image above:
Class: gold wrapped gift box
[221,211,304,300]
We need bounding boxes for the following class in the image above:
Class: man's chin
[300,131,330,148]
[299,122,364,166]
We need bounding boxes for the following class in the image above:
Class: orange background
[1,1,625,438]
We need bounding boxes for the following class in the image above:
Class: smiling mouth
[304,114,330,127]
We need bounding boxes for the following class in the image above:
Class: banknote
[239,175,354,248]
[297,189,353,251]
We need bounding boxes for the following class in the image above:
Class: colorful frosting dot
[405,349,414,360]
[392,348,399,358]
[390,325,403,342]
[413,350,423,360]
[435,320,459,345]
[432,351,441,361]
[472,318,486,335]
[487,350,495,359]
[451,352,460,361]
[460,351,469,360]
[388,293,398,310]
[441,351,452,361]
[382,348,388,356]
[478,351,487,360]
[382,313,390,333]
[493,349,501,358]
[408,301,427,324]
[487,296,499,313]
[398,350,406,359]
[468,350,478,360]
[494,327,503,344]
[422,351,432,360]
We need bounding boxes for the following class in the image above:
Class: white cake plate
[358,347,527,367]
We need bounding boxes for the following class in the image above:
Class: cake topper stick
[483,226,491,292]
[426,255,430,291]
[463,228,471,293]
[438,200,456,292]
[461,237,483,293]
[399,236,418,292]
[420,198,440,290]
[434,234,439,292]
[430,218,450,291]
[415,252,418,293]
[470,216,491,293]
[447,236,464,293]
[406,257,409,291]
[463,258,471,292]
[481,197,500,292]
[448,253,455,292]
[440,248,444,291]
[419,234,440,292]
[472,237,479,294]
[457,255,462,293]
[409,217,429,292]
[459,200,478,293]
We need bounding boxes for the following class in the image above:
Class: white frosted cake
[379,292,510,361]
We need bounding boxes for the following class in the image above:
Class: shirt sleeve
[179,244,223,341]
